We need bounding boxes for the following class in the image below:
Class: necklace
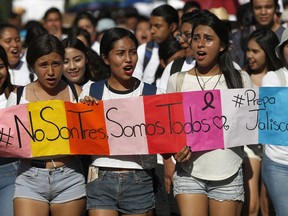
[195,67,222,90]
[107,79,138,99]
[33,83,60,101]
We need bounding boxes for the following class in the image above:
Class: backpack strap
[89,79,106,100]
[176,72,186,92]
[143,41,155,71]
[29,73,35,83]
[142,83,157,96]
[16,86,24,105]
[170,58,185,76]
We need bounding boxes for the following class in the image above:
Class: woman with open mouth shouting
[165,10,252,216]
[80,27,158,216]
[0,23,35,86]
[6,33,86,216]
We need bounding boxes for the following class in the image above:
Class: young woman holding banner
[80,27,157,216]
[165,10,252,216]
[6,33,86,216]
[0,45,17,216]
[261,27,288,216]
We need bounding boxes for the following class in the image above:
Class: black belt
[30,159,47,168]
[0,158,18,166]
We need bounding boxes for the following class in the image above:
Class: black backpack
[170,58,185,75]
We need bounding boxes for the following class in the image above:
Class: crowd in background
[1,0,288,216]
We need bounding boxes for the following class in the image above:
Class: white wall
[13,0,65,24]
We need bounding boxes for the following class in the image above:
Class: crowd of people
[0,0,288,215]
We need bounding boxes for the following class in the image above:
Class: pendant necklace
[195,67,222,90]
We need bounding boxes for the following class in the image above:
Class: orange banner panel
[65,101,110,155]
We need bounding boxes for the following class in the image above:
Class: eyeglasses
[176,33,192,43]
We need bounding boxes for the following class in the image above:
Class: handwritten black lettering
[245,89,275,109]
[156,102,182,134]
[0,127,13,147]
[14,114,35,148]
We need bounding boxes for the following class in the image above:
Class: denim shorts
[173,165,244,202]
[14,157,86,203]
[86,169,155,214]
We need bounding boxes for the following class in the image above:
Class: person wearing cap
[88,18,116,55]
[95,18,116,42]
[261,28,288,216]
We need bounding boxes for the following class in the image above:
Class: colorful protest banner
[0,87,287,158]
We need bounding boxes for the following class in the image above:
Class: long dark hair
[0,45,14,98]
[100,27,138,75]
[62,36,108,82]
[246,29,283,74]
[23,21,48,48]
[68,27,91,47]
[26,33,64,72]
[192,10,243,88]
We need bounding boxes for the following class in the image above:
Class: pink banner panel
[182,90,224,151]
[0,104,32,158]
[104,97,148,155]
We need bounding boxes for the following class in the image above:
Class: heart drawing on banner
[213,116,229,131]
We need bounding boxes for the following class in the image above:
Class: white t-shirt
[262,67,288,165]
[8,60,35,86]
[166,69,252,180]
[80,80,157,170]
[81,80,93,90]
[91,41,100,55]
[0,93,7,109]
[133,42,159,84]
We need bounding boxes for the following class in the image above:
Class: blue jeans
[87,169,155,214]
[0,161,19,216]
[262,153,288,216]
